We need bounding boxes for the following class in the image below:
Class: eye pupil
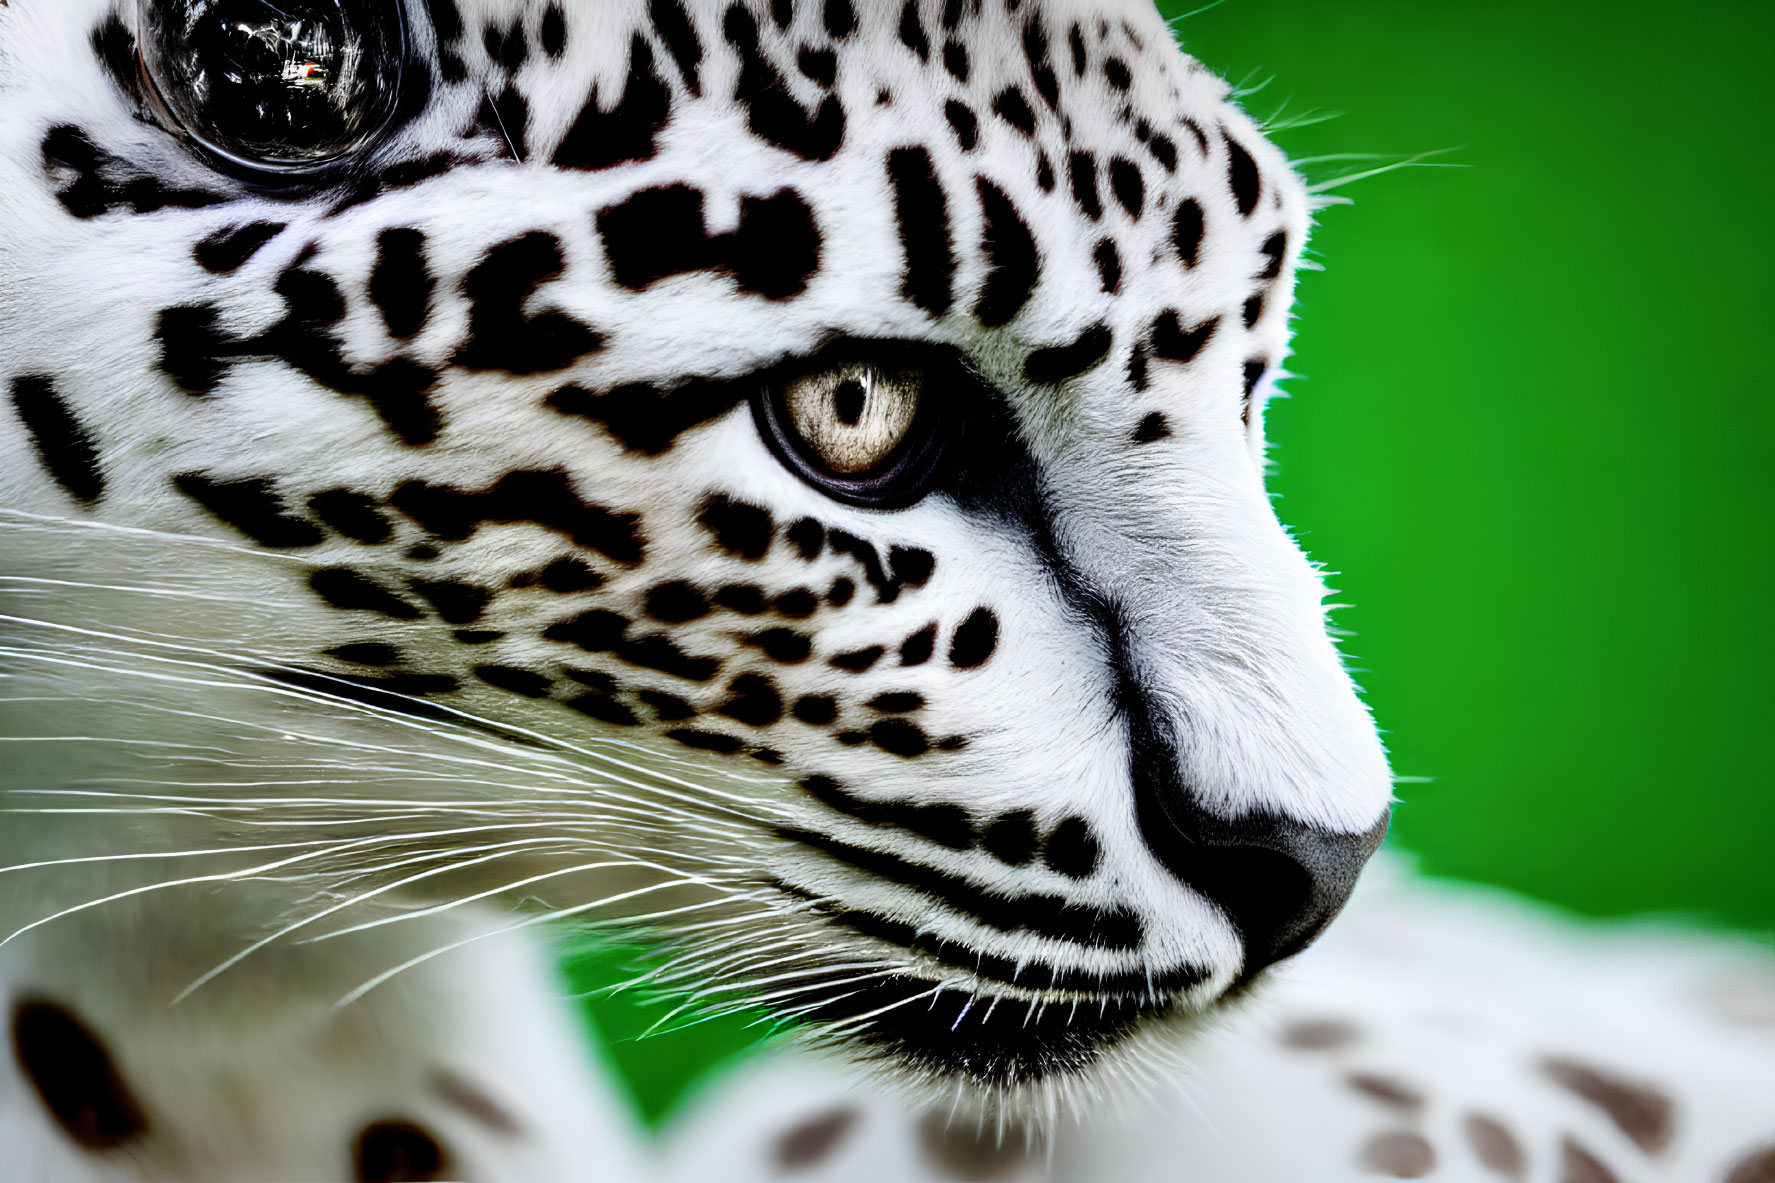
[834,378,867,427]
[140,0,406,172]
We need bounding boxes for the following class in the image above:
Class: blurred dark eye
[137,0,407,173]
[755,355,946,508]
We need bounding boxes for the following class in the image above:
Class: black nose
[1120,668,1390,978]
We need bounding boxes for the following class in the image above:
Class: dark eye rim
[131,0,415,185]
[751,340,953,510]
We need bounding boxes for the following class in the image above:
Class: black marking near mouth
[788,972,1157,1086]
[777,827,1143,950]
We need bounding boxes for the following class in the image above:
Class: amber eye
[137,0,407,174]
[755,354,946,508]
[782,363,921,475]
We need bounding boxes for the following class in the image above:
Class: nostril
[1170,813,1390,976]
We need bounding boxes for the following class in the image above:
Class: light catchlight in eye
[755,354,947,509]
[136,0,407,175]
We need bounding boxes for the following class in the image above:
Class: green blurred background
[571,0,1775,1124]
[1171,0,1774,932]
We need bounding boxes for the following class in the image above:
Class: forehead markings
[725,5,844,161]
[194,222,288,274]
[596,185,821,300]
[553,34,670,170]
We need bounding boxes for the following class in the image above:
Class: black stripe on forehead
[886,147,956,315]
[972,179,1039,327]
[597,184,821,299]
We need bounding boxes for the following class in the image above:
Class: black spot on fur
[625,634,722,681]
[1103,57,1131,90]
[538,558,604,592]
[948,607,998,668]
[310,568,422,619]
[823,0,856,37]
[798,45,837,86]
[1224,133,1261,216]
[646,581,711,623]
[483,19,528,72]
[1172,198,1204,267]
[1108,156,1143,217]
[391,470,644,564]
[1023,323,1111,383]
[638,688,695,720]
[566,669,618,696]
[1035,150,1055,191]
[775,1108,860,1172]
[10,1000,147,1150]
[307,489,393,543]
[746,627,813,663]
[553,36,670,169]
[942,39,969,81]
[1257,231,1288,280]
[787,516,826,559]
[830,646,885,672]
[770,0,793,28]
[801,776,973,849]
[698,494,773,559]
[1092,239,1121,293]
[991,87,1035,136]
[1021,18,1059,110]
[453,232,602,374]
[597,184,821,299]
[1151,310,1218,363]
[327,643,401,667]
[982,810,1038,865]
[1244,358,1268,396]
[1243,293,1265,328]
[474,665,552,697]
[940,0,962,30]
[1066,22,1086,75]
[725,6,845,160]
[886,147,955,315]
[42,125,223,219]
[827,577,855,606]
[1145,131,1178,172]
[569,692,640,725]
[408,578,490,624]
[9,376,103,504]
[1178,116,1209,156]
[539,3,567,57]
[867,692,924,713]
[1132,412,1170,443]
[972,179,1039,327]
[355,1119,446,1183]
[793,694,838,724]
[668,728,745,753]
[944,100,978,151]
[175,473,322,548]
[714,584,769,614]
[869,719,930,757]
[717,673,783,726]
[194,222,286,273]
[650,0,704,93]
[773,588,818,617]
[898,1,930,60]
[92,15,139,97]
[1067,151,1102,219]
[545,609,629,652]
[889,546,935,588]
[1042,816,1099,878]
[899,623,936,666]
[1126,342,1149,391]
[370,229,435,340]
[547,378,744,455]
